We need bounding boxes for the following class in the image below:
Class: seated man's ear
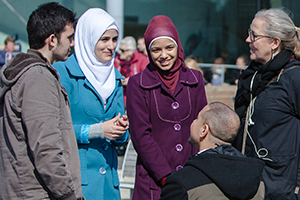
[200,124,209,141]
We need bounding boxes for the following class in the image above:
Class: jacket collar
[140,65,199,89]
[27,49,49,64]
[0,49,59,104]
[65,54,123,80]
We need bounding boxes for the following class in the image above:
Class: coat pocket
[264,154,297,175]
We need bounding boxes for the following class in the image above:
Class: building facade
[0,0,299,62]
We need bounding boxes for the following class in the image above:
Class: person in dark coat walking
[160,102,265,200]
[234,8,300,199]
[126,15,207,200]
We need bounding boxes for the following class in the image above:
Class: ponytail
[293,27,300,60]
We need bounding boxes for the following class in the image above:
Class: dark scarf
[119,53,135,78]
[235,50,294,117]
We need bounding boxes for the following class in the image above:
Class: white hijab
[75,8,119,104]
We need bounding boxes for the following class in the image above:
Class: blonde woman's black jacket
[234,51,300,199]
[160,145,265,200]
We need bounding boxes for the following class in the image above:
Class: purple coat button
[176,165,183,171]
[171,102,179,109]
[175,144,183,152]
[174,124,181,131]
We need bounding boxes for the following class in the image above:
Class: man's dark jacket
[160,145,265,200]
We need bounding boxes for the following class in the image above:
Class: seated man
[160,102,265,200]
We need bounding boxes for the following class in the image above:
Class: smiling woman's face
[149,38,177,71]
[94,29,118,63]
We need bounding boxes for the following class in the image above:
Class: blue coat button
[99,167,106,175]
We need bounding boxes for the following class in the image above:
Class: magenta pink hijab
[144,15,186,94]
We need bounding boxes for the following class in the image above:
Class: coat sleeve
[21,67,76,199]
[126,74,173,183]
[160,175,188,200]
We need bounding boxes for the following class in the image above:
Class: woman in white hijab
[53,8,129,200]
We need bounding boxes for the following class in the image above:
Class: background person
[236,55,249,67]
[184,56,207,85]
[54,8,129,200]
[0,36,17,68]
[114,36,148,105]
[126,15,207,200]
[228,55,249,85]
[204,57,226,85]
[234,8,300,199]
[0,2,83,200]
[137,35,148,56]
[184,56,200,71]
[160,102,265,200]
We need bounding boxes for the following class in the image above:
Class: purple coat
[126,65,207,200]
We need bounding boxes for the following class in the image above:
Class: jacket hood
[0,49,49,103]
[186,145,265,199]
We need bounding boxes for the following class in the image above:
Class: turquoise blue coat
[53,54,129,200]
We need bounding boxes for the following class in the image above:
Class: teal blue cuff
[79,124,90,144]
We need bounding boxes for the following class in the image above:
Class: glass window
[124,0,300,64]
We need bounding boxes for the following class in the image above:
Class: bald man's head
[201,102,240,143]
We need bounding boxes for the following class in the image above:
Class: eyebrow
[166,43,176,47]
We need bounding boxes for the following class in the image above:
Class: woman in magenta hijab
[126,15,207,200]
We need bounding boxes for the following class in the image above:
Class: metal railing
[196,63,247,85]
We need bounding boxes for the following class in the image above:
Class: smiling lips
[160,59,171,66]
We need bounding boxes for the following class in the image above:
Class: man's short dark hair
[27,2,76,49]
[202,102,240,143]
